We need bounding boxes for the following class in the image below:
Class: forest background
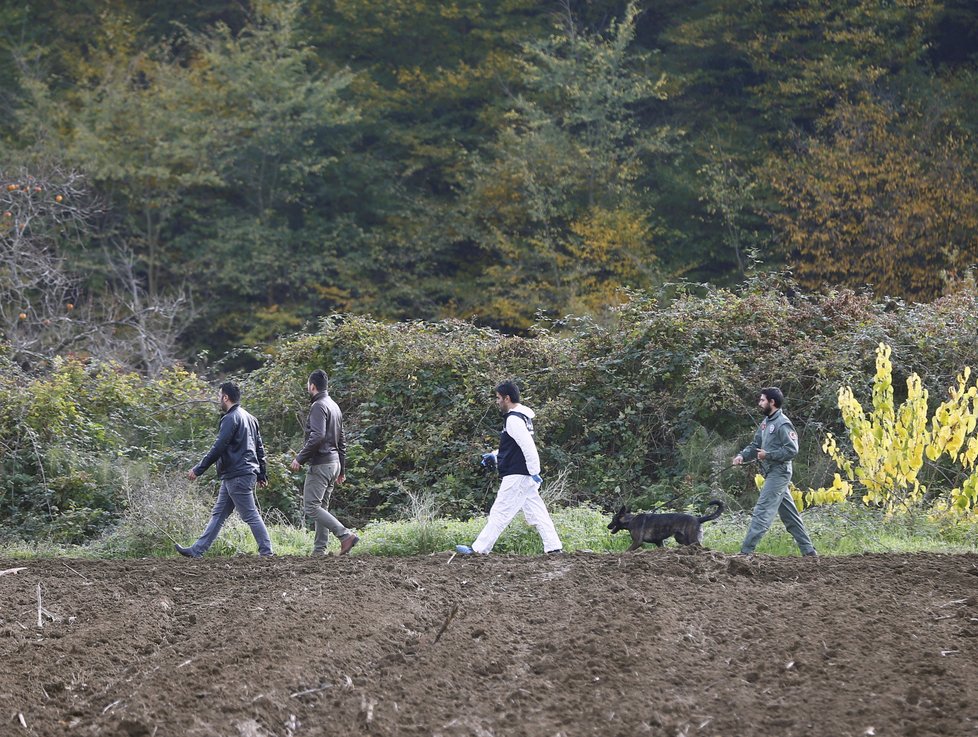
[2,0,978,550]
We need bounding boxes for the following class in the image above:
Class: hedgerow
[5,276,978,543]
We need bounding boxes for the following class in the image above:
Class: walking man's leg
[228,475,273,556]
[303,462,351,555]
[188,481,236,556]
[777,494,817,555]
[471,476,527,554]
[740,472,791,554]
[520,478,562,553]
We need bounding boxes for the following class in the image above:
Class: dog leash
[708,460,757,483]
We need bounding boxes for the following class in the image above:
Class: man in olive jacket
[733,387,817,557]
[290,370,359,556]
[176,382,273,558]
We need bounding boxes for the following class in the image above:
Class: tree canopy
[1,0,976,364]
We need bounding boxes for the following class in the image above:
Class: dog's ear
[623,506,631,514]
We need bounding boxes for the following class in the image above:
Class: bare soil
[2,550,977,737]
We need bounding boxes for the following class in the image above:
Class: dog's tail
[697,500,724,524]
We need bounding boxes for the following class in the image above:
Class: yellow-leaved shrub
[804,342,978,518]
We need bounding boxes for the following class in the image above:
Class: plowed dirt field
[2,550,977,737]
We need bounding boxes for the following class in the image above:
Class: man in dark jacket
[175,382,273,558]
[290,370,359,556]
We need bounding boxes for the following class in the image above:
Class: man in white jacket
[456,381,563,555]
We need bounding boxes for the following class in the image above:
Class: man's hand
[531,474,543,485]
[187,468,198,481]
[290,459,301,472]
[732,455,743,466]
[480,452,497,469]
[757,449,767,461]
[258,479,268,488]
[337,473,346,485]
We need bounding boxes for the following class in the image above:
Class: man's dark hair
[219,381,241,404]
[761,386,784,408]
[308,369,328,392]
[495,380,521,404]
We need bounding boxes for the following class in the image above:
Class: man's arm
[255,421,268,483]
[295,404,326,466]
[734,425,764,464]
[337,419,347,478]
[506,415,540,476]
[193,413,235,477]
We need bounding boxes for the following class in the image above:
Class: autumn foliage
[769,99,978,300]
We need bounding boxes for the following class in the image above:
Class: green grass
[2,503,976,559]
[703,505,978,556]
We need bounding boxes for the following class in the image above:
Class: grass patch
[2,503,976,559]
[703,505,978,556]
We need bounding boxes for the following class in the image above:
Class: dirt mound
[2,550,977,737]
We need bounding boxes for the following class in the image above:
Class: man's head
[219,381,241,411]
[308,369,328,397]
[758,386,784,416]
[495,380,521,413]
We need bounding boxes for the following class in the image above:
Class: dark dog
[608,501,724,550]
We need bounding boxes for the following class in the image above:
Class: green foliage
[9,279,978,544]
[457,3,673,327]
[240,281,978,526]
[666,0,942,132]
[5,503,975,559]
[0,353,212,543]
[3,0,977,350]
[12,2,366,352]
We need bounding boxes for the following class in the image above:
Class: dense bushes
[0,353,212,542]
[5,277,978,543]
[245,277,978,523]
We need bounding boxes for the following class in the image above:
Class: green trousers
[741,468,816,555]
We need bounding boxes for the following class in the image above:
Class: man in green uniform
[733,387,817,557]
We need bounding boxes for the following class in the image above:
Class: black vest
[497,411,533,476]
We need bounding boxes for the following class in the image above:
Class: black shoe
[174,543,197,558]
[802,550,819,558]
[545,549,564,555]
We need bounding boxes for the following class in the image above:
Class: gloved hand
[531,474,542,485]
[480,452,497,469]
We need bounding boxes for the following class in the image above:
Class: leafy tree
[667,0,943,133]
[768,96,978,300]
[163,1,361,347]
[459,3,674,329]
[695,144,769,277]
[654,0,957,285]
[15,2,368,351]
